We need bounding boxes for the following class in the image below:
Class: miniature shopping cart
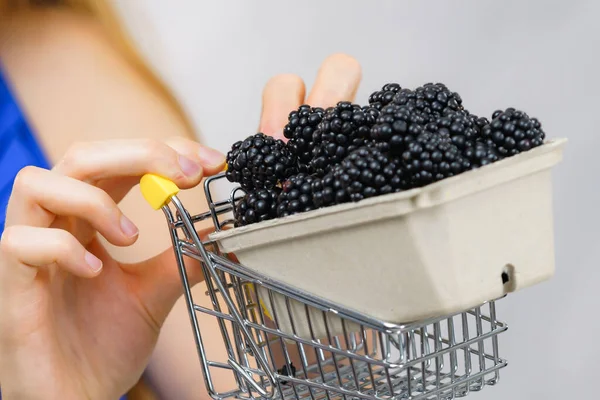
[138,139,565,399]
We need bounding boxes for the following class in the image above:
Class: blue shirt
[0,65,128,400]
[0,66,51,233]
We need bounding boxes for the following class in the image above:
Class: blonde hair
[1,0,194,134]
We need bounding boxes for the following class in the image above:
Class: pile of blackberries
[227,82,547,227]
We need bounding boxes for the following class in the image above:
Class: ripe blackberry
[276,173,318,217]
[481,108,545,156]
[309,101,379,176]
[310,172,347,208]
[283,105,325,164]
[400,131,470,188]
[312,147,404,206]
[369,103,428,155]
[464,141,502,168]
[467,113,490,135]
[277,362,297,385]
[226,133,298,191]
[368,83,402,110]
[392,83,464,121]
[308,142,345,177]
[233,188,280,227]
[434,110,482,150]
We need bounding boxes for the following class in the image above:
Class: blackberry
[392,83,464,121]
[226,133,298,191]
[277,362,297,385]
[369,103,428,155]
[309,101,379,176]
[464,141,502,168]
[233,188,280,227]
[368,83,403,110]
[481,108,545,156]
[467,113,490,135]
[283,105,325,164]
[309,140,370,177]
[434,110,482,150]
[414,129,452,146]
[310,172,348,208]
[276,173,318,217]
[400,131,470,188]
[312,147,404,206]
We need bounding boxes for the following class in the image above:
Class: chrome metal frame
[158,173,508,399]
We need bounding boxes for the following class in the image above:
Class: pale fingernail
[198,147,226,168]
[120,214,139,238]
[178,154,202,177]
[85,251,103,272]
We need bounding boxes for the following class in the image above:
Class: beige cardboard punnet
[210,139,567,339]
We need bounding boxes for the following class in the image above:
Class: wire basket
[140,173,508,400]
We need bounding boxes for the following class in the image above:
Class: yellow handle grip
[140,174,180,210]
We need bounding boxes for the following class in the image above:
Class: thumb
[127,227,214,327]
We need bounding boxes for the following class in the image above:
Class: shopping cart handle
[140,173,180,210]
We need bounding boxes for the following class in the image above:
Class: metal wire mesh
[158,174,508,399]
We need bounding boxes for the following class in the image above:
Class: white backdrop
[113,1,599,398]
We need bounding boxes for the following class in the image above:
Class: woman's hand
[0,137,225,399]
[0,50,363,400]
[257,53,362,140]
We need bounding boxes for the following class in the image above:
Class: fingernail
[178,154,202,177]
[85,251,103,272]
[120,214,139,238]
[198,147,226,168]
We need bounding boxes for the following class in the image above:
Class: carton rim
[210,138,567,252]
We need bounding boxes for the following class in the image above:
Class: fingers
[259,74,306,140]
[5,166,138,247]
[306,53,362,108]
[0,226,103,285]
[53,138,224,189]
[164,136,226,176]
[258,55,362,141]
[97,136,226,204]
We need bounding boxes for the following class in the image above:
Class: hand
[257,53,362,140]
[0,137,225,399]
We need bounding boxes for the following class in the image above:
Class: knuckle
[12,165,40,193]
[54,231,79,259]
[65,142,89,161]
[142,138,169,158]
[163,136,200,158]
[90,187,117,216]
[0,226,20,255]
[164,136,186,147]
[142,139,182,175]
[59,142,90,171]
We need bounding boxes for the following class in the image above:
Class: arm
[0,8,215,399]
[0,8,207,265]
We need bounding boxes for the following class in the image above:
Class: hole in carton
[502,264,517,292]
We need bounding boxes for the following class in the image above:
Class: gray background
[114,0,599,398]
